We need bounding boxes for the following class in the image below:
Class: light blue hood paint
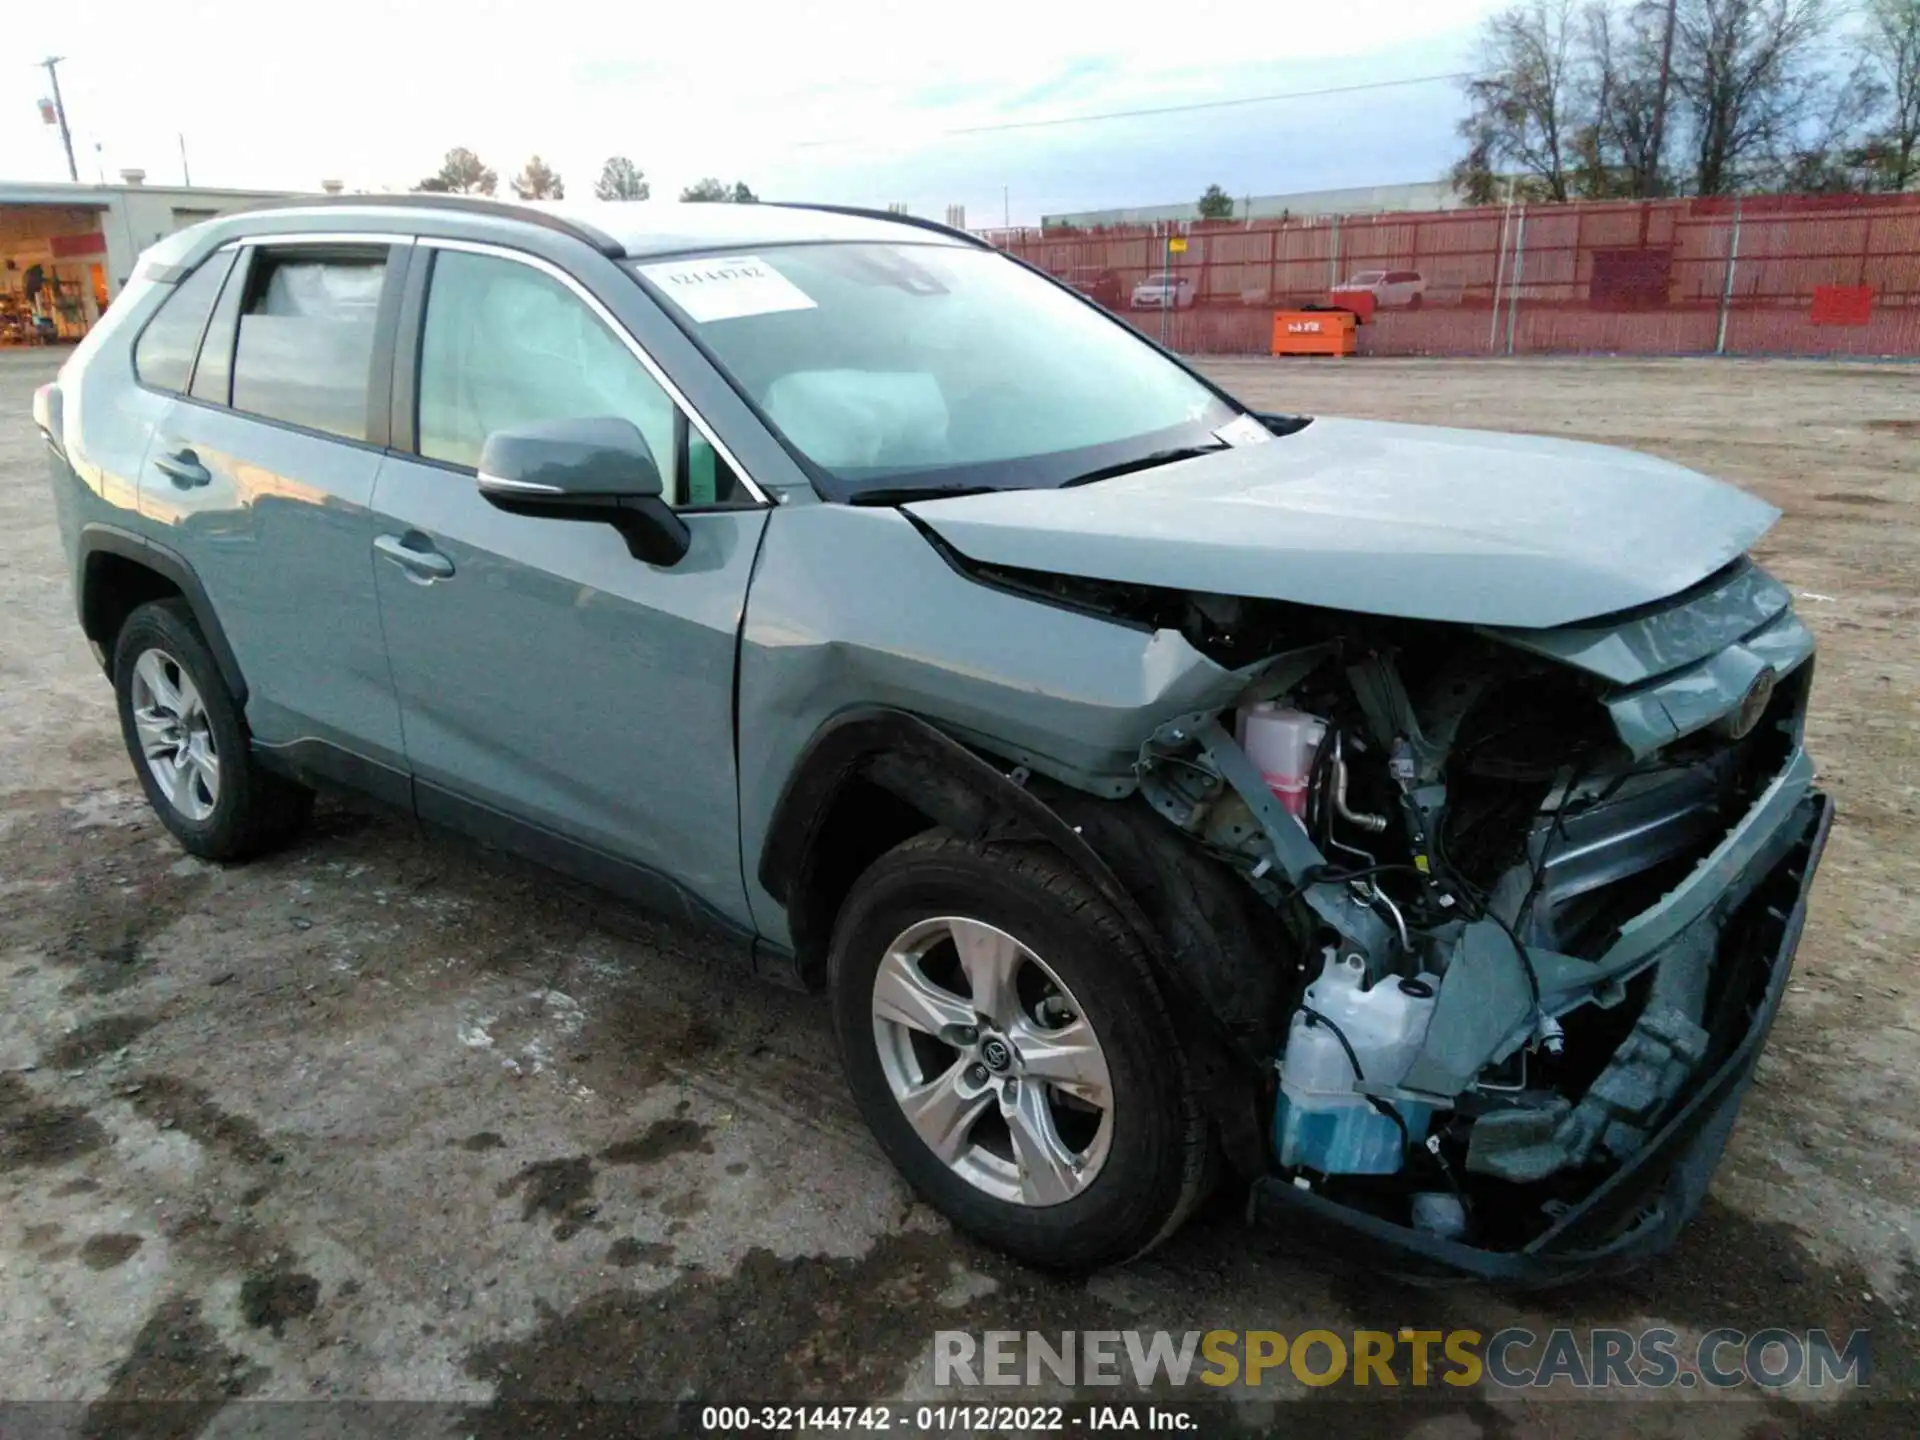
[906,417,1780,630]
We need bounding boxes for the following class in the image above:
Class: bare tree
[1453,0,1585,202]
[1670,0,1835,194]
[1773,52,1889,189]
[594,156,650,201]
[1865,0,1920,189]
[1575,0,1673,195]
[510,156,565,200]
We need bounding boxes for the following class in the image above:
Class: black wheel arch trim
[78,523,248,704]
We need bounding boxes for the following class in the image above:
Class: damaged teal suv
[37,196,1830,1279]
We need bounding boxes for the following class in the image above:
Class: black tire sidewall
[112,601,260,859]
[829,837,1191,1269]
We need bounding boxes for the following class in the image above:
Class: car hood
[904,417,1779,629]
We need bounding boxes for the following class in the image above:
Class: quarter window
[132,251,236,393]
[230,247,388,441]
[189,250,249,406]
[416,248,746,506]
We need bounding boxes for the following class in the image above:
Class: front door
[367,241,768,931]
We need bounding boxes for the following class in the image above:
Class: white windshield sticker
[1214,413,1274,447]
[637,254,816,323]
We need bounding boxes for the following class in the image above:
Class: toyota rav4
[35,197,1830,1279]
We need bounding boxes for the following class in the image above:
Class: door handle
[153,447,211,488]
[374,532,455,581]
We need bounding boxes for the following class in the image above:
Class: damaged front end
[1118,559,1831,1283]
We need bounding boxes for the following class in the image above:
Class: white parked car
[1130,272,1196,310]
[1331,268,1427,309]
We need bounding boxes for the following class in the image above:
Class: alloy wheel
[870,915,1114,1206]
[129,648,219,822]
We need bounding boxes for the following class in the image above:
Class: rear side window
[132,251,236,393]
[231,247,388,441]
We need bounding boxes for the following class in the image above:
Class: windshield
[632,243,1244,499]
[1346,271,1387,285]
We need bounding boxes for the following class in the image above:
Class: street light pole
[39,56,79,182]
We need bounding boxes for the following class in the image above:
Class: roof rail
[232,193,626,257]
[769,202,990,249]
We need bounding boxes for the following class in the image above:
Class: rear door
[366,239,770,931]
[136,235,410,788]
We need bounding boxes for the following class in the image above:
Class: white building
[2,177,310,341]
[1040,180,1460,229]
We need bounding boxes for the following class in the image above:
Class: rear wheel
[829,830,1207,1269]
[112,599,313,861]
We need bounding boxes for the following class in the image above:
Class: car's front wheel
[829,830,1208,1269]
[112,599,313,861]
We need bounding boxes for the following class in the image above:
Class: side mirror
[476,416,690,566]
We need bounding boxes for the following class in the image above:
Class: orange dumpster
[1271,309,1357,357]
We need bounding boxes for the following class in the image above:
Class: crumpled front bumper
[1249,789,1834,1288]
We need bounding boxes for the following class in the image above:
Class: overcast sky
[2,0,1502,224]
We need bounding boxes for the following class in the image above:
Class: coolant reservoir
[1274,951,1438,1175]
[1239,701,1325,817]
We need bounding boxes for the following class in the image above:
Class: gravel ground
[1,347,1915,1436]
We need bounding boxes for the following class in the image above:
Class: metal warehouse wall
[984,192,1920,359]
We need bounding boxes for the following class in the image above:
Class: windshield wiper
[1059,443,1228,488]
[846,483,1004,507]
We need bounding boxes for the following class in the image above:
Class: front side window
[634,244,1245,500]
[132,250,236,393]
[231,247,387,441]
[417,249,744,506]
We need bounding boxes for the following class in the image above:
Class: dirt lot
[1,349,1915,1435]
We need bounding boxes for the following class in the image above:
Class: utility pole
[1646,0,1679,198]
[39,56,79,182]
[179,133,192,187]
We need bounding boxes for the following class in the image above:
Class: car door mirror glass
[476,416,689,566]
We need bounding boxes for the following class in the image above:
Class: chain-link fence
[982,192,1920,358]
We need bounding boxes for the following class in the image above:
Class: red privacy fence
[983,192,1920,358]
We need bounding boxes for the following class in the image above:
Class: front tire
[112,599,313,861]
[829,831,1207,1269]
